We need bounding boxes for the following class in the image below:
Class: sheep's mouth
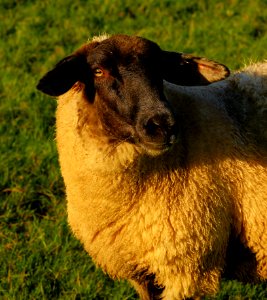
[143,142,173,154]
[136,137,177,156]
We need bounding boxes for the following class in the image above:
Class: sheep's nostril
[144,118,162,137]
[142,114,177,145]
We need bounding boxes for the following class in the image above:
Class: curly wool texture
[55,57,267,299]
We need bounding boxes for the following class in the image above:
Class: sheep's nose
[141,112,177,147]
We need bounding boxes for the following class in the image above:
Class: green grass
[1,0,267,299]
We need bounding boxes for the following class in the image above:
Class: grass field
[1,0,267,299]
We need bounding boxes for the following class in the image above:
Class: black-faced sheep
[37,34,267,300]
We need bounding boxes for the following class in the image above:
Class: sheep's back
[231,62,267,151]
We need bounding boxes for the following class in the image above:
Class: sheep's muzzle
[135,107,178,155]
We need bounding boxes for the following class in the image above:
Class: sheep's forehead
[90,34,160,61]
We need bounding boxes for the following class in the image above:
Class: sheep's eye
[94,68,104,77]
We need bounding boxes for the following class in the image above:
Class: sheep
[37,34,267,300]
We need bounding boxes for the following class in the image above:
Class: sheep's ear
[37,55,89,96]
[162,51,230,86]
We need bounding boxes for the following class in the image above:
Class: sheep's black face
[37,34,230,155]
[86,35,178,154]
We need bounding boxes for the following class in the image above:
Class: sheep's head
[37,34,229,155]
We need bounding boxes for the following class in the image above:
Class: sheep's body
[56,63,267,299]
[57,90,231,299]
[37,34,267,299]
